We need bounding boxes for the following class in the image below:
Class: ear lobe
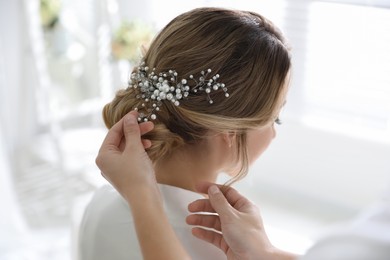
[222,132,236,148]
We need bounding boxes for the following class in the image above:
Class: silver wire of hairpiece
[127,61,229,122]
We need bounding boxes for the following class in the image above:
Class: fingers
[99,117,125,152]
[195,181,223,194]
[122,111,145,152]
[195,182,238,201]
[195,182,250,211]
[139,121,154,136]
[188,199,216,213]
[141,139,152,149]
[139,121,154,149]
[191,228,229,254]
[222,187,251,211]
[186,214,221,231]
[192,183,239,216]
[207,185,235,216]
[99,111,154,156]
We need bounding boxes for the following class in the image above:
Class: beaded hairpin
[127,61,229,122]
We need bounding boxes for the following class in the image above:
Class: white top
[78,184,226,260]
[301,186,390,260]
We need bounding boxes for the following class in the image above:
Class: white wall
[238,120,390,219]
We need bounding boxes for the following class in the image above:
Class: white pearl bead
[167,93,173,100]
[181,79,187,84]
[151,114,156,120]
[213,85,219,90]
[225,93,230,97]
[176,89,181,94]
[174,101,180,106]
[205,88,211,93]
[159,92,166,99]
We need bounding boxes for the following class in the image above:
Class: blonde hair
[103,7,291,184]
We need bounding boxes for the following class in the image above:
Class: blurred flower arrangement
[111,20,155,62]
[40,0,62,30]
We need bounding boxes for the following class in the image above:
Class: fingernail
[209,185,220,195]
[125,114,137,125]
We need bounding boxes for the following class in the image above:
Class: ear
[222,131,237,148]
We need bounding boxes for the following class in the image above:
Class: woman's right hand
[95,111,156,202]
[186,183,298,260]
[96,111,191,260]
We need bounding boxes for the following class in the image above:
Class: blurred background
[0,0,389,259]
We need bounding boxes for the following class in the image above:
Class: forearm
[125,186,191,260]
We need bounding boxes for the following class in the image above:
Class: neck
[154,144,221,192]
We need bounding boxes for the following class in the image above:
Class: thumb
[208,185,234,216]
[123,112,144,151]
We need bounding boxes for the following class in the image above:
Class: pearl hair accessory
[127,61,229,122]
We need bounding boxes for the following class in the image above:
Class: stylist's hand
[95,111,155,202]
[186,183,297,260]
